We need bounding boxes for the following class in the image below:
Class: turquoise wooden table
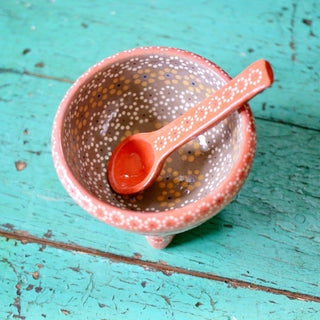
[1,0,320,319]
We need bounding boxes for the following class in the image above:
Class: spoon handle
[147,59,273,158]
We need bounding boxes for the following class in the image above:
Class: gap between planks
[2,67,320,132]
[0,229,319,303]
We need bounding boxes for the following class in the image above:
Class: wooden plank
[1,236,319,319]
[1,0,320,129]
[0,72,320,298]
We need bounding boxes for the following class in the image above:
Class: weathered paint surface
[0,0,320,318]
[1,72,319,296]
[1,237,319,319]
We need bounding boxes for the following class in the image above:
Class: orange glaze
[111,139,154,190]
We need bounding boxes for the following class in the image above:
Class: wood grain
[1,229,320,303]
[1,237,319,320]
[1,0,320,318]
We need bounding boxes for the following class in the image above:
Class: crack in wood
[23,70,73,83]
[0,229,319,303]
[2,258,25,319]
[0,67,73,83]
[289,2,297,61]
[253,116,320,133]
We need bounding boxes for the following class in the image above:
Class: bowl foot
[145,235,174,249]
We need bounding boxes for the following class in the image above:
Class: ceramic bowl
[52,47,256,249]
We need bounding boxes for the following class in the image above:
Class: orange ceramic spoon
[108,59,273,194]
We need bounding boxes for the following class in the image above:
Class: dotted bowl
[52,47,256,249]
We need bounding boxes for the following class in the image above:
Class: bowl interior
[62,53,243,212]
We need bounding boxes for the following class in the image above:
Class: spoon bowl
[108,134,159,194]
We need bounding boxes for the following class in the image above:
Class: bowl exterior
[52,47,256,236]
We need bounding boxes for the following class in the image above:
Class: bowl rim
[51,46,256,235]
